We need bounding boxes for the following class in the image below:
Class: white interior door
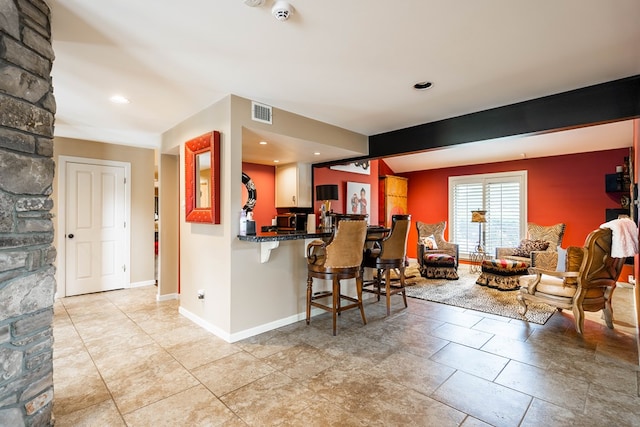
[65,162,126,296]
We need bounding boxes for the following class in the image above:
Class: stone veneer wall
[0,0,56,426]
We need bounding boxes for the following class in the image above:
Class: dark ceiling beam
[368,74,640,158]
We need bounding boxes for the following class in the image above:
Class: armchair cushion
[512,239,549,257]
[521,270,604,299]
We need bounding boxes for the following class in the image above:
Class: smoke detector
[272,1,293,21]
[243,0,265,6]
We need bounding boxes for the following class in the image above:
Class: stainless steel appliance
[276,213,307,232]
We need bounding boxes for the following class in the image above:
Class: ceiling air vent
[251,101,272,124]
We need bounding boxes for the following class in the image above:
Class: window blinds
[450,172,526,257]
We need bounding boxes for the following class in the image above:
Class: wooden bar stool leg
[384,268,392,315]
[400,266,408,308]
[356,275,367,325]
[332,277,339,336]
[306,275,313,325]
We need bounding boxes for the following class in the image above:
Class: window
[449,171,527,257]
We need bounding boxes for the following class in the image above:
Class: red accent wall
[378,159,395,176]
[400,148,630,259]
[634,119,640,322]
[313,161,380,227]
[242,162,277,229]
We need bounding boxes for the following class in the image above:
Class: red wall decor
[313,160,380,225]
[400,148,630,259]
[242,162,277,228]
[185,131,221,223]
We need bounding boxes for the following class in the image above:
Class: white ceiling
[50,0,640,171]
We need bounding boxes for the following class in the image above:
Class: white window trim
[448,170,528,258]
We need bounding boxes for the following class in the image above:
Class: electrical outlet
[197,289,205,299]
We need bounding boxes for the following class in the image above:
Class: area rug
[401,264,555,324]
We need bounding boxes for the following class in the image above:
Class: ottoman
[421,253,459,280]
[476,258,529,291]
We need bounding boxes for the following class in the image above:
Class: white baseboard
[130,280,155,288]
[157,293,179,302]
[178,306,326,343]
[178,306,233,342]
[228,312,307,343]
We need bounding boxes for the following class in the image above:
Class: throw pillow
[528,223,566,251]
[512,239,550,257]
[420,235,438,250]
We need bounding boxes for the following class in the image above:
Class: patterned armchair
[416,221,459,273]
[496,222,566,269]
[517,227,624,334]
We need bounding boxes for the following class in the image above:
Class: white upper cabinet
[275,162,312,208]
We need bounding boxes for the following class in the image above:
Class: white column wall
[161,94,368,341]
[162,96,233,336]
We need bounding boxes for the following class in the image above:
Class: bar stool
[361,214,411,315]
[306,220,368,335]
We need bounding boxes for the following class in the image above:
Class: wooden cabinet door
[275,163,311,208]
[381,176,408,227]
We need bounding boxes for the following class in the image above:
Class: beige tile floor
[53,280,640,426]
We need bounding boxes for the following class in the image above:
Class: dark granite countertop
[237,230,332,242]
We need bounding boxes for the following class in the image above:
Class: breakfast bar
[237,230,332,263]
[237,226,390,263]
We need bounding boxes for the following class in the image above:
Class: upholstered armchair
[416,221,459,274]
[496,222,566,269]
[517,227,624,334]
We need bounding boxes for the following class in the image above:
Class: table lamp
[316,184,339,230]
[471,209,487,252]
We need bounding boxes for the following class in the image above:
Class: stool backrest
[380,215,411,260]
[325,220,367,268]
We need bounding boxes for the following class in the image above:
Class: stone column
[0,0,56,426]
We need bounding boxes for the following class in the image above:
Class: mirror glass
[196,152,211,208]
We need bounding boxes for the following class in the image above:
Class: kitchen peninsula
[237,224,389,263]
[237,230,332,263]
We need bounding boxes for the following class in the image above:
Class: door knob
[68,234,74,239]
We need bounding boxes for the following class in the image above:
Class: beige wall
[162,96,234,334]
[53,137,156,288]
[161,94,367,340]
[158,154,179,297]
[228,96,368,335]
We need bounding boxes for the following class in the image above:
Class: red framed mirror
[185,131,221,223]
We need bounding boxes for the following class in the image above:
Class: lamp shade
[471,210,487,223]
[316,184,339,201]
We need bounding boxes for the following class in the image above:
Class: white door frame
[57,155,132,298]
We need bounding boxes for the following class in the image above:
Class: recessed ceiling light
[109,95,130,104]
[313,152,320,156]
[259,141,267,145]
[273,160,280,163]
[413,81,433,90]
